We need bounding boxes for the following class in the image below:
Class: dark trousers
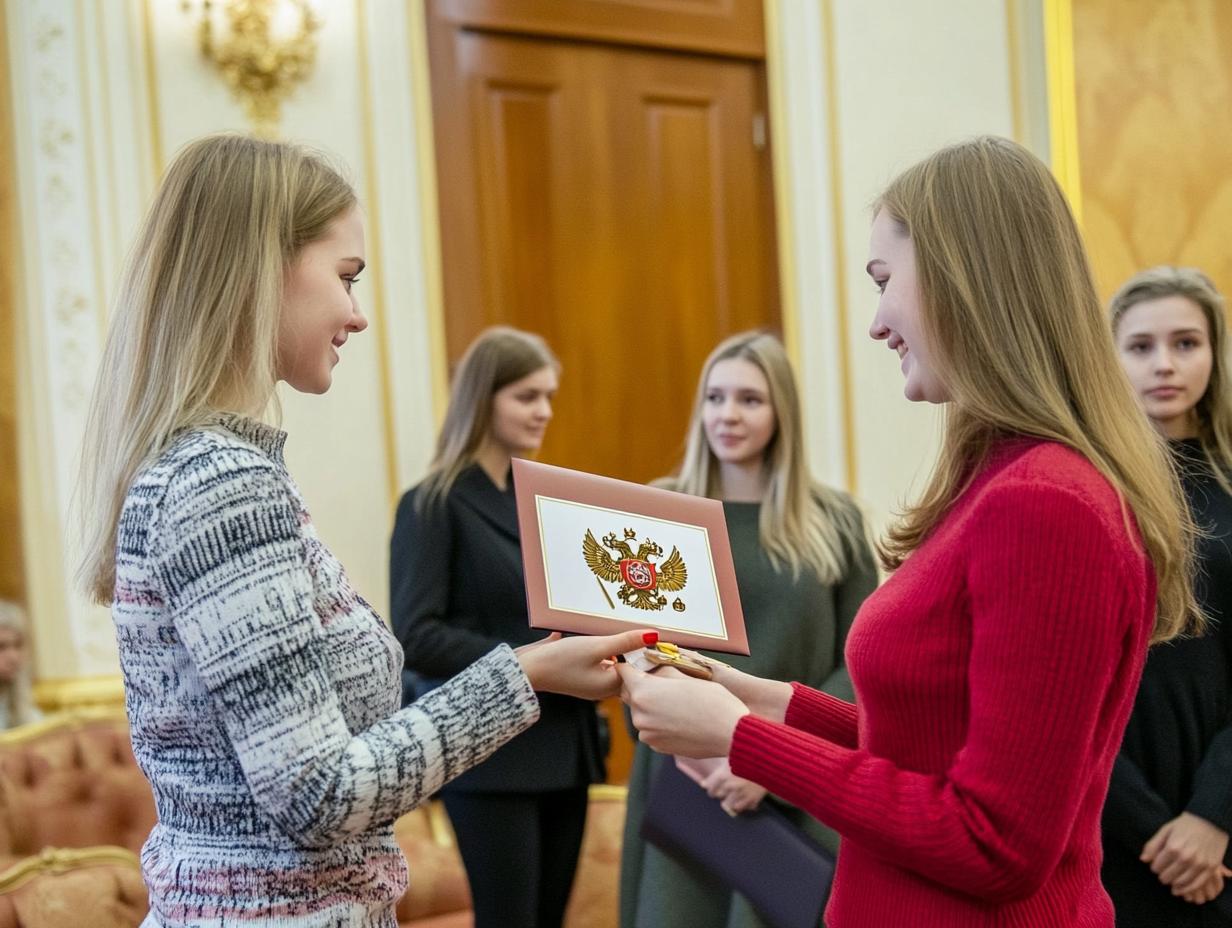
[444,787,590,928]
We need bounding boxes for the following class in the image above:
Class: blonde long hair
[1110,266,1232,490]
[663,331,859,585]
[78,134,356,604]
[877,137,1199,643]
[417,326,559,511]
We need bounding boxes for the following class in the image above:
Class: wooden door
[428,7,779,485]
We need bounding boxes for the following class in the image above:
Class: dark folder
[640,759,836,928]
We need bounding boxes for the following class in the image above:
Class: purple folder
[640,759,835,928]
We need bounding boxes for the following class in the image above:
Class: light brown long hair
[1110,266,1232,491]
[662,331,860,585]
[417,326,559,510]
[877,136,1199,643]
[78,134,356,604]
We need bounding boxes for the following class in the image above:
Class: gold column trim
[1005,0,1025,144]
[407,1,451,426]
[0,846,140,894]
[76,0,109,338]
[762,0,801,371]
[763,1,857,492]
[32,674,125,713]
[819,0,857,493]
[1043,0,1082,223]
[140,0,165,174]
[355,0,401,505]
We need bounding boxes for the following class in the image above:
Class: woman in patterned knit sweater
[619,136,1203,928]
[75,133,647,928]
[1106,267,1232,925]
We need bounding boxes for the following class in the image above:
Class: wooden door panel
[435,0,765,58]
[426,3,776,787]
[436,30,597,365]
[428,15,778,488]
[598,51,778,483]
[619,55,775,337]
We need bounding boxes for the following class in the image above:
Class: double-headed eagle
[582,527,687,611]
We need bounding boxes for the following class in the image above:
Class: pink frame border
[513,459,749,655]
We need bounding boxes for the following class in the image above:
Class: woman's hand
[515,629,651,700]
[674,754,725,786]
[1177,866,1231,905]
[708,663,793,724]
[1142,812,1231,898]
[699,758,768,816]
[617,663,749,758]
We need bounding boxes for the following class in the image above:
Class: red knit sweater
[729,440,1156,928]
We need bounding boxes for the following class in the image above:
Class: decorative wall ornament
[8,0,122,679]
[181,0,321,136]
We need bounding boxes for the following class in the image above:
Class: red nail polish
[642,631,659,646]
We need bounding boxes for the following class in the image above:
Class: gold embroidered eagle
[582,527,687,611]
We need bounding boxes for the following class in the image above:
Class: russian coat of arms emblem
[582,527,687,611]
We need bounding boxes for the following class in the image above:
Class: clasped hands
[1141,812,1231,905]
[676,755,768,816]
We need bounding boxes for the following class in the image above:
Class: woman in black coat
[1107,267,1232,926]
[390,326,603,928]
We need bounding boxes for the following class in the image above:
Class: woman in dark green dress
[619,331,879,928]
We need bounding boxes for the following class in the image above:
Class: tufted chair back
[0,847,147,928]
[0,712,156,860]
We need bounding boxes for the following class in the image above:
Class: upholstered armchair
[0,711,626,928]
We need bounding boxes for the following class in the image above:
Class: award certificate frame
[513,459,749,654]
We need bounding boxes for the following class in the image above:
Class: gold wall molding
[355,0,401,506]
[0,0,26,604]
[6,0,130,679]
[1043,0,1083,222]
[819,0,857,493]
[407,0,450,428]
[762,0,854,493]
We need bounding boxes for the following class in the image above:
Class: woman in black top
[390,327,603,928]
[1108,266,1232,925]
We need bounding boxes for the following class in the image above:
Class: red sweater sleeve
[729,482,1145,904]
[782,682,859,749]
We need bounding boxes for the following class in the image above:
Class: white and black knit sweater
[113,414,540,927]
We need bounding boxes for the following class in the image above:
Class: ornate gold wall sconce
[181,0,321,136]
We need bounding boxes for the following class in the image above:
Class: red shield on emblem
[620,558,657,590]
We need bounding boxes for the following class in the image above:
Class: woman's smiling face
[866,209,950,404]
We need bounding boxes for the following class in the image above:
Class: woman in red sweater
[619,137,1202,927]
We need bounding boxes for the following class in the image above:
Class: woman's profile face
[1116,294,1213,439]
[277,206,369,394]
[866,210,949,404]
[489,365,558,456]
[702,357,777,468]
